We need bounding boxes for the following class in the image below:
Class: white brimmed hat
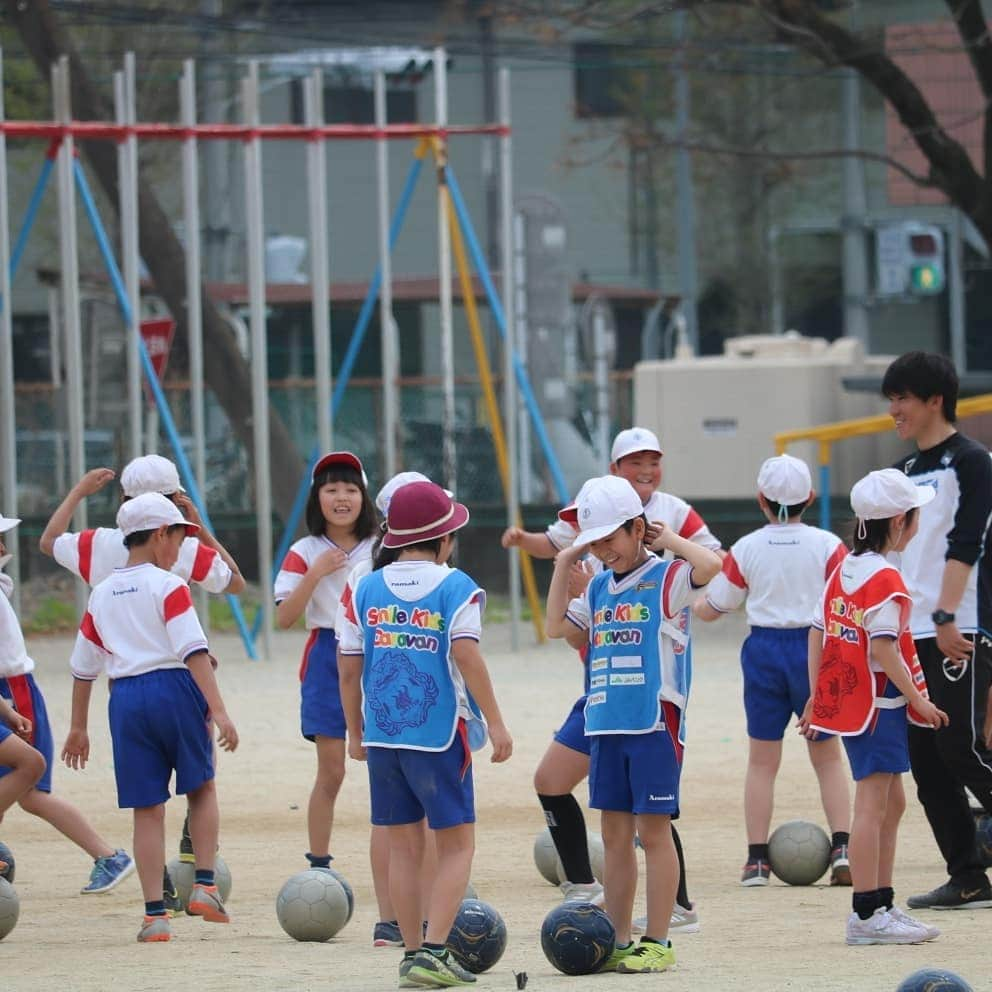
[121,454,184,497]
[117,492,199,538]
[569,475,644,550]
[757,454,812,505]
[0,516,21,534]
[850,469,935,521]
[610,427,663,464]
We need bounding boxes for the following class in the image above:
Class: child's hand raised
[74,468,115,497]
[501,527,524,549]
[311,547,348,578]
[644,521,669,551]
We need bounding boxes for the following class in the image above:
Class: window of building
[573,42,633,119]
[289,79,418,125]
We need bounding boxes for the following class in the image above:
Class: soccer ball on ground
[166,854,232,911]
[445,898,507,973]
[896,967,974,992]
[0,841,14,883]
[540,901,615,975]
[533,827,604,885]
[276,869,350,942]
[768,820,831,886]
[0,877,19,940]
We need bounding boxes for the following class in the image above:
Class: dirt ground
[3,615,987,992]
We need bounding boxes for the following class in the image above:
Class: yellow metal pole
[443,184,547,643]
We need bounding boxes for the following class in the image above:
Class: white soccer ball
[0,877,19,940]
[167,854,233,911]
[533,827,604,885]
[768,819,831,886]
[276,869,350,942]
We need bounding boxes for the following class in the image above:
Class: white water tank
[634,336,904,500]
[265,235,308,283]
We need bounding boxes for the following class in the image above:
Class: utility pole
[673,11,699,352]
[201,0,231,282]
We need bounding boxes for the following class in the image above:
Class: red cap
[382,481,470,549]
[312,451,367,485]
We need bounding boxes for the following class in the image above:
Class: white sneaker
[559,880,605,905]
[631,902,700,935]
[845,908,926,945]
[889,905,940,941]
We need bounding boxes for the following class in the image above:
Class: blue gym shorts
[366,723,475,830]
[742,626,828,742]
[0,722,9,745]
[0,674,53,793]
[300,627,346,742]
[842,677,910,781]
[109,667,214,809]
[553,695,591,757]
[589,703,683,817]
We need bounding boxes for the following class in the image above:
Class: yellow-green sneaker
[406,947,476,987]
[616,939,676,973]
[598,941,636,973]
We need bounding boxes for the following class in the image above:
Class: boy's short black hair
[881,351,959,423]
[764,498,808,521]
[852,506,918,555]
[621,513,649,534]
[373,535,446,570]
[122,523,186,549]
[306,464,376,539]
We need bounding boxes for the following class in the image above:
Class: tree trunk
[7,0,307,525]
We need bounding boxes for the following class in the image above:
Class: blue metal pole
[820,462,831,531]
[72,161,257,658]
[255,155,424,638]
[443,164,570,504]
[9,156,55,280]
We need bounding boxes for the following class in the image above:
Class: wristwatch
[931,609,956,626]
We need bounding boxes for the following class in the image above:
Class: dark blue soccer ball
[0,842,14,883]
[540,901,615,976]
[445,898,507,974]
[973,813,992,868]
[325,867,354,923]
[896,968,974,992]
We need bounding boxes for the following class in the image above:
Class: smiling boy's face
[611,450,662,505]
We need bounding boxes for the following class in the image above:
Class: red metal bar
[0,121,510,141]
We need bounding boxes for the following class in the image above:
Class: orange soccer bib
[811,561,929,735]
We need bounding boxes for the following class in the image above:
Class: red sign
[140,318,176,405]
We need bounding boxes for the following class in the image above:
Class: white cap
[570,475,644,549]
[117,492,199,538]
[850,468,936,521]
[0,516,21,534]
[557,477,604,527]
[375,471,452,515]
[757,454,812,505]
[610,427,663,464]
[120,454,184,497]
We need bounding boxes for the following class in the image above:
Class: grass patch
[23,596,78,635]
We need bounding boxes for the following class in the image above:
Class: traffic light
[906,225,945,295]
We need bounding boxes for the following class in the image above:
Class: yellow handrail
[775,394,992,464]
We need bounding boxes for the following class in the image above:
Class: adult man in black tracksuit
[882,352,992,910]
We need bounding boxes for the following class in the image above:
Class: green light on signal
[910,263,944,294]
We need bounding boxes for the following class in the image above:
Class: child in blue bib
[339,481,512,990]
[546,475,721,975]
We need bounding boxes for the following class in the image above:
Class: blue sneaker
[81,849,135,894]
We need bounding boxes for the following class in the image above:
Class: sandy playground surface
[2,614,987,992]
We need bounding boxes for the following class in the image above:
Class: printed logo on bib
[367,603,446,652]
[590,657,608,671]
[812,640,860,721]
[367,650,440,737]
[609,672,645,686]
[611,655,642,669]
[590,674,607,689]
[587,691,606,706]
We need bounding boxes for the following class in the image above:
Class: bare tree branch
[943,0,992,182]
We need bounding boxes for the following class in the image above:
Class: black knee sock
[748,843,770,861]
[831,831,850,849]
[538,793,594,884]
[853,889,880,920]
[672,825,690,908]
[878,886,894,910]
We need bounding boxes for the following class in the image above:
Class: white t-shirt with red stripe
[705,522,846,628]
[274,534,374,630]
[546,489,721,558]
[53,527,232,593]
[70,563,209,681]
[0,580,35,678]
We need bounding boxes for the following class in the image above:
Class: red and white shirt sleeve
[162,577,211,661]
[52,527,123,586]
[70,610,111,681]
[705,548,749,614]
[660,559,695,617]
[173,537,232,594]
